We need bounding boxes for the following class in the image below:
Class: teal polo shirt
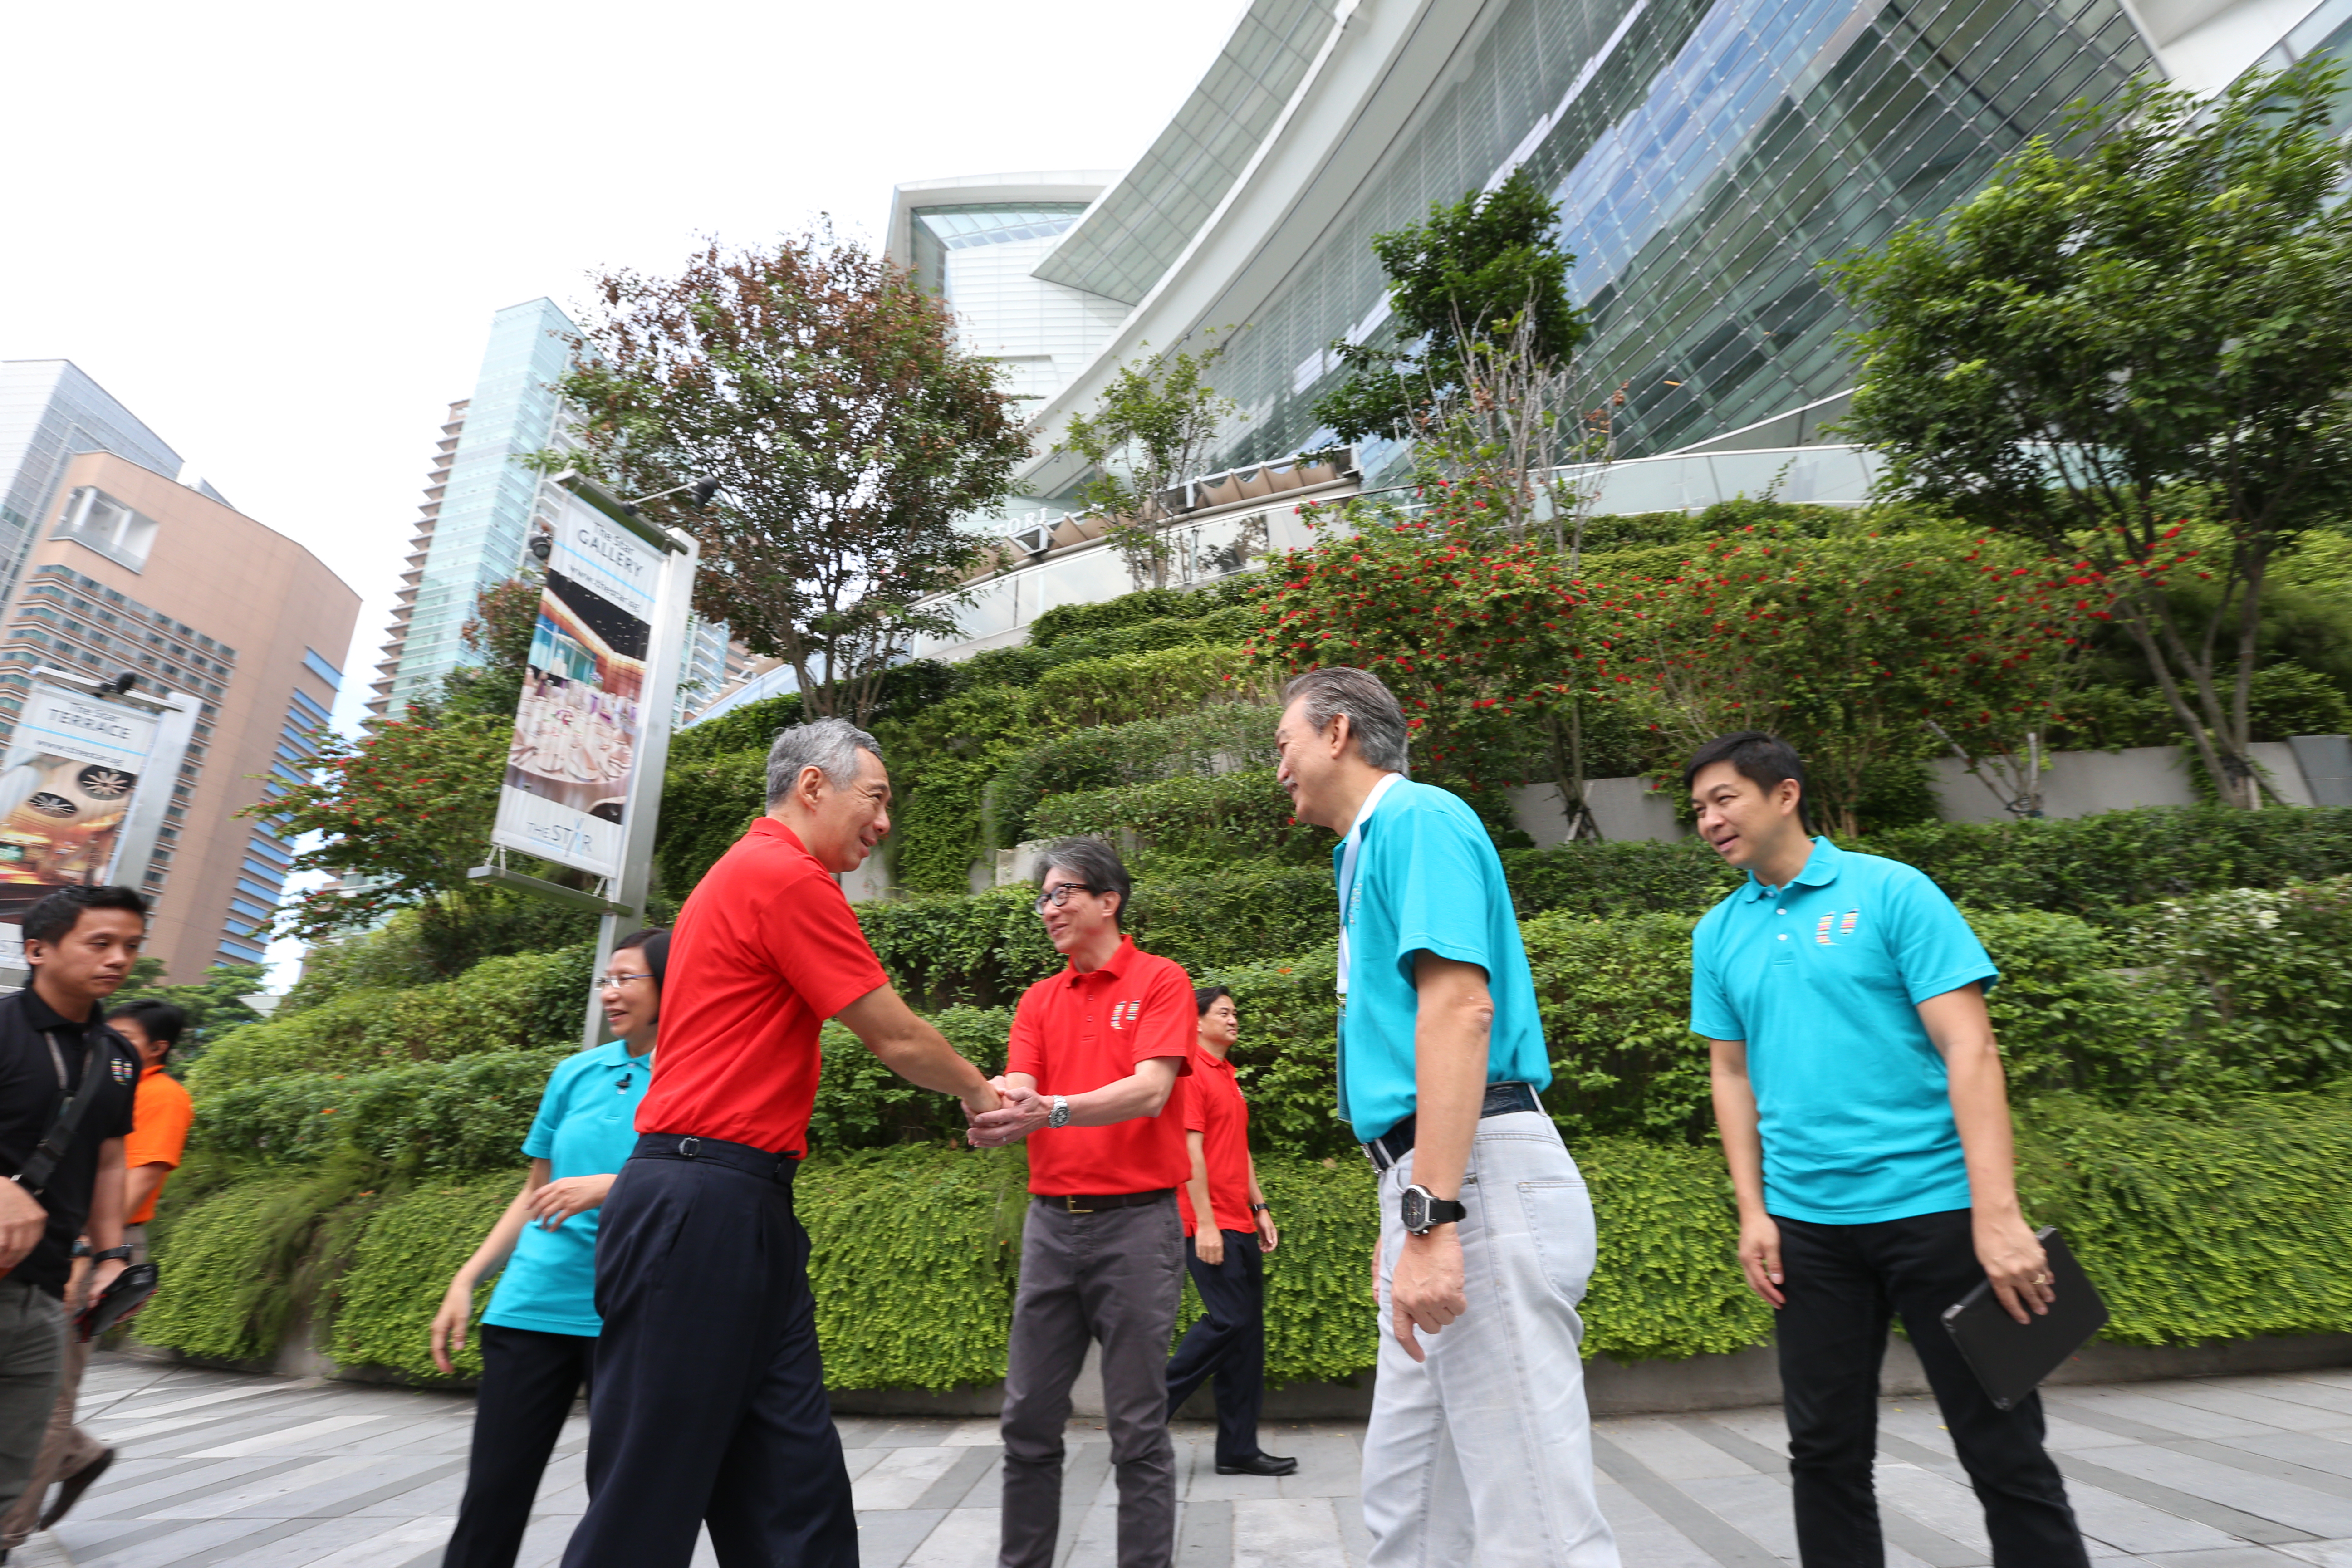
[482,1040,652,1338]
[1336,778,1552,1143]
[1690,838,1997,1225]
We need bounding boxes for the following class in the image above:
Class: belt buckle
[1063,1196,1093,1214]
[1361,1143,1382,1174]
[678,1137,701,1158]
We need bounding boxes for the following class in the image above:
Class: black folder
[1940,1227,2108,1411]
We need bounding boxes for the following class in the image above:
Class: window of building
[53,488,159,573]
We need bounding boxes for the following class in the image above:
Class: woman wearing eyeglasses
[428,927,669,1568]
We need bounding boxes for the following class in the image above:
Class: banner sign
[491,489,666,879]
[0,681,160,917]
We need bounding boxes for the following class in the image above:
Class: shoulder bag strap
[12,1029,111,1197]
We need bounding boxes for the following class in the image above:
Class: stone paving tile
[29,1355,2352,1565]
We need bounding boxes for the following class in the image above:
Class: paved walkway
[20,1353,2352,1567]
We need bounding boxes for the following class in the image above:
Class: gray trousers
[0,1281,66,1523]
[1000,1194,1185,1568]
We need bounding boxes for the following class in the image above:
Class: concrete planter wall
[1510,735,2352,847]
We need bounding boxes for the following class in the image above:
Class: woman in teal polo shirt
[428,927,668,1568]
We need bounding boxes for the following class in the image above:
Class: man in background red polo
[562,719,1000,1568]
[968,836,1194,1568]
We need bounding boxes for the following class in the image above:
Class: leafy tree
[555,227,1032,725]
[1612,526,2105,838]
[1311,172,1586,449]
[1827,61,2352,807]
[260,580,584,973]
[1054,338,1240,590]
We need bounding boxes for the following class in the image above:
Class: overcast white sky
[0,0,1237,982]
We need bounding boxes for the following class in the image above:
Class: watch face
[1401,1186,1428,1232]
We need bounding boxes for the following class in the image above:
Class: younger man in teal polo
[1686,732,2087,1568]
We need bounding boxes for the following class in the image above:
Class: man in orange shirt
[0,998,188,1551]
[106,1001,192,1254]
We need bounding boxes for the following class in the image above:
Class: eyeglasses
[598,973,655,994]
[1034,884,1100,912]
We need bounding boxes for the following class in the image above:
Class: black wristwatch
[88,1245,133,1263]
[1400,1184,1466,1236]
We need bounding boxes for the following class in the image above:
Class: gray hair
[766,717,883,807]
[1281,667,1410,773]
[1038,836,1132,929]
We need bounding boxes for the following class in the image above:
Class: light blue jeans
[1362,1110,1620,1568]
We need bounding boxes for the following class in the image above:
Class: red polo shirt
[1177,1046,1254,1235]
[635,818,889,1153]
[1007,937,1194,1196]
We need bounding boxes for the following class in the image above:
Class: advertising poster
[491,490,665,879]
[0,682,159,922]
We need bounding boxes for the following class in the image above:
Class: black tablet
[1940,1226,2108,1411]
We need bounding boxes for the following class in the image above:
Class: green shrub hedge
[144,1092,2352,1383]
[189,945,593,1094]
[987,706,1279,848]
[1029,770,1318,873]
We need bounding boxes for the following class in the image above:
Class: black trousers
[443,1323,596,1568]
[1164,1230,1267,1466]
[1775,1208,2089,1568]
[560,1137,857,1568]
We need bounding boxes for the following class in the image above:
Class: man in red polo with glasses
[968,836,1194,1568]
[563,719,1000,1568]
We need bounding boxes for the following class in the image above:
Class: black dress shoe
[1215,1453,1298,1476]
[40,1444,115,1529]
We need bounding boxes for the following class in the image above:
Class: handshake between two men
[963,1060,1185,1148]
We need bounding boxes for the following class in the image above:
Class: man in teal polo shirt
[1686,732,2087,1568]
[1274,666,1617,1568]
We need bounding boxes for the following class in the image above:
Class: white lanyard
[1334,772,1404,998]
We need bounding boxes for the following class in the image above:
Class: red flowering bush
[1611,524,2111,836]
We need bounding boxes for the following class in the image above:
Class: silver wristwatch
[1046,1094,1072,1129]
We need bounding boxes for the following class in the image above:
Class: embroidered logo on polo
[1815,909,1862,945]
[1109,1000,1142,1031]
[110,1055,134,1085]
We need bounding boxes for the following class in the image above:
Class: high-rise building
[370,299,580,717]
[0,451,358,980]
[887,174,1129,424]
[0,362,188,602]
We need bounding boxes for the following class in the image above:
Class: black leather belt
[1362,1082,1542,1173]
[1035,1188,1175,1214]
[633,1132,802,1181]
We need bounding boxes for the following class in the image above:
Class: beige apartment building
[0,451,359,983]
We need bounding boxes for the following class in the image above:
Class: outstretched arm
[836,985,1000,1115]
[968,1059,1181,1145]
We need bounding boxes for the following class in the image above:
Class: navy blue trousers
[1164,1230,1267,1466]
[444,1324,594,1568]
[559,1137,856,1568]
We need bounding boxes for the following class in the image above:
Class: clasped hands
[965,1078,1048,1147]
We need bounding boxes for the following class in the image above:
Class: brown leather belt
[1037,1188,1175,1214]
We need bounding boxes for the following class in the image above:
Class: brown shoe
[39,1446,114,1529]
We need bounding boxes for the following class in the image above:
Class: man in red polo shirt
[562,719,1001,1568]
[966,837,1193,1568]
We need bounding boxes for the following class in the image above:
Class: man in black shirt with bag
[0,887,144,1533]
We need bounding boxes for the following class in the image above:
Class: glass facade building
[1007,0,2337,504]
[888,177,1130,424]
[371,299,578,716]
